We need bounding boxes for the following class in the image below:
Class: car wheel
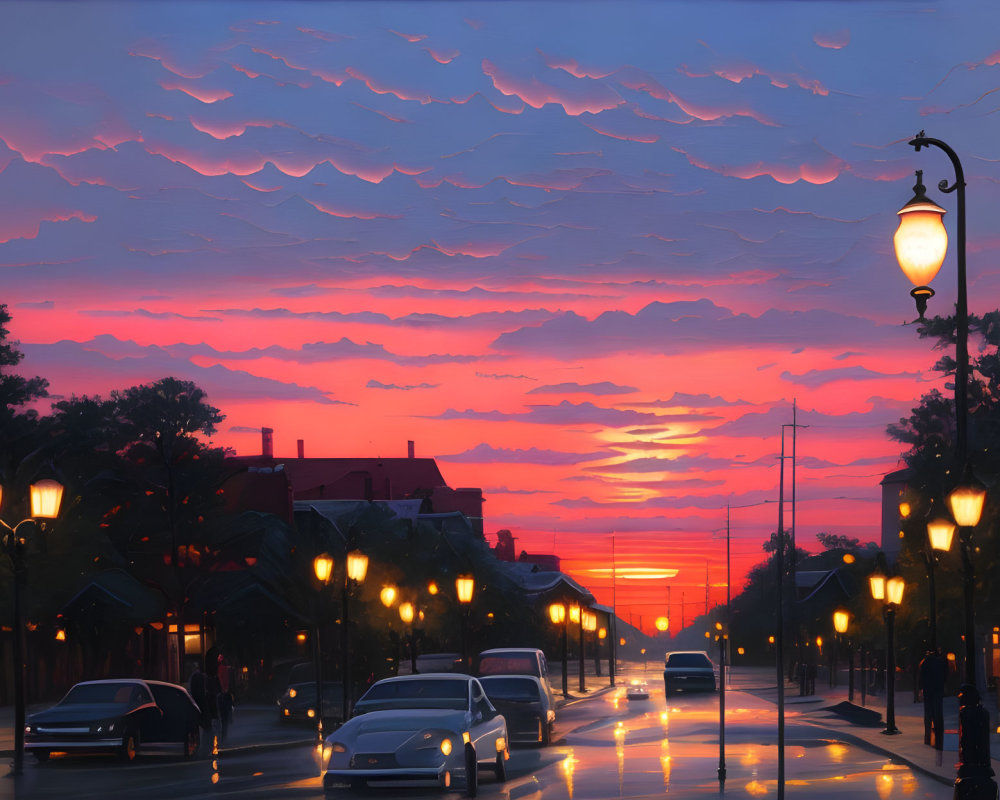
[464,743,478,797]
[541,722,552,747]
[33,750,50,763]
[494,748,507,783]
[183,727,200,759]
[119,730,139,762]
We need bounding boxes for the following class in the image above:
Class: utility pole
[704,560,709,616]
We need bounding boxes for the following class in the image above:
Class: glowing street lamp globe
[380,585,397,607]
[313,553,334,584]
[399,602,415,625]
[346,550,368,583]
[548,603,566,624]
[948,474,986,528]
[927,518,956,552]
[886,576,905,607]
[29,479,64,519]
[833,609,849,635]
[894,170,947,316]
[455,575,474,605]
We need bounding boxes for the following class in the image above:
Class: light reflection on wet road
[10,665,952,799]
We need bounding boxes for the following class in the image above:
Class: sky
[3,0,1000,634]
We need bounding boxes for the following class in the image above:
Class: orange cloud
[345,66,440,104]
[814,29,850,49]
[425,47,460,64]
[672,146,845,185]
[389,29,427,43]
[159,79,233,104]
[0,209,96,243]
[482,59,624,116]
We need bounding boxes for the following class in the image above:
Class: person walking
[919,649,947,749]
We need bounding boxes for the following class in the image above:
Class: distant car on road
[479,675,555,746]
[626,680,650,701]
[322,673,508,797]
[25,678,201,762]
[476,648,558,712]
[663,651,717,693]
[278,681,343,725]
[396,653,464,675]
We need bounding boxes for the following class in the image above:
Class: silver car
[322,674,508,797]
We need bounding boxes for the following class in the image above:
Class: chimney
[262,427,274,459]
[297,439,304,459]
[407,440,415,459]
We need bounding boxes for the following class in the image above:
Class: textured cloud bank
[3,0,999,629]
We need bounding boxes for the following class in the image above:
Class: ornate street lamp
[311,553,334,746]
[380,585,398,608]
[548,602,569,697]
[341,550,368,721]
[833,609,854,702]
[399,601,417,675]
[2,478,65,776]
[456,575,474,672]
[870,562,904,736]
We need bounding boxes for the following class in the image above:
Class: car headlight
[329,742,347,753]
[440,738,453,756]
[288,688,297,698]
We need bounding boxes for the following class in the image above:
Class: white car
[322,674,508,797]
[476,648,559,713]
[479,675,555,746]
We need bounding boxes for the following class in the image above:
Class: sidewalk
[743,675,1000,788]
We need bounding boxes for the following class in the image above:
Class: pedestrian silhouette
[918,649,947,749]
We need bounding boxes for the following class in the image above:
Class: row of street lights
[309,559,477,744]
[547,602,600,697]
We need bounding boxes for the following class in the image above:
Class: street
[5,664,952,800]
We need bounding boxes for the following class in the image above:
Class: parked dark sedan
[479,675,555,746]
[25,678,200,762]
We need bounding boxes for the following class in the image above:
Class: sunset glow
[4,1,1000,633]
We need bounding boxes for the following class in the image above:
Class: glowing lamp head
[894,171,947,310]
[655,616,669,632]
[584,611,597,632]
[598,627,607,640]
[427,581,439,595]
[30,478,64,519]
[927,518,956,551]
[869,572,886,602]
[346,550,368,583]
[548,602,566,624]
[898,501,911,519]
[399,601,414,624]
[619,637,626,647]
[455,575,474,604]
[886,576,905,606]
[948,471,987,528]
[833,609,849,634]
[313,553,334,584]
[380,585,397,607]
[568,604,581,624]
[55,628,66,641]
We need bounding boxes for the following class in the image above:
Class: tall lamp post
[833,609,853,703]
[715,621,727,784]
[399,601,417,675]
[312,553,334,747]
[1,478,65,777]
[456,574,474,673]
[341,550,368,722]
[569,604,586,693]
[548,602,569,698]
[869,564,904,735]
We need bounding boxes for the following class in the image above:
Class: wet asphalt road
[6,665,951,800]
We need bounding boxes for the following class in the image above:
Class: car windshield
[480,678,541,702]
[356,679,468,711]
[62,683,141,706]
[666,653,712,669]
[478,655,540,677]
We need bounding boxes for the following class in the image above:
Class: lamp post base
[953,774,998,800]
